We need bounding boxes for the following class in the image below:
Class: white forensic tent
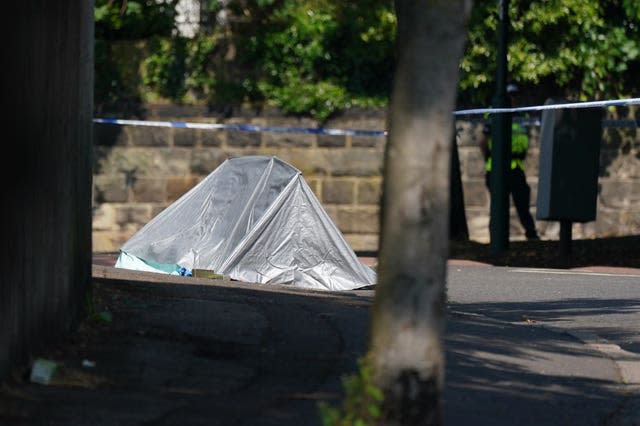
[115,155,376,291]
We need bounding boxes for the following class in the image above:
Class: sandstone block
[356,179,382,205]
[602,152,640,179]
[276,149,330,176]
[351,135,384,148]
[459,148,486,179]
[115,204,154,228]
[227,130,261,147]
[92,231,129,253]
[202,129,224,147]
[318,134,346,148]
[92,204,118,231]
[127,126,171,147]
[94,174,128,203]
[462,179,489,208]
[167,176,201,202]
[190,150,228,175]
[304,177,321,199]
[95,147,166,177]
[599,180,639,208]
[156,148,192,175]
[173,128,198,147]
[322,179,354,204]
[131,177,167,203]
[343,233,379,253]
[263,131,314,147]
[334,206,380,234]
[325,150,384,177]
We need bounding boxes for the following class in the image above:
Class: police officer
[480,83,539,240]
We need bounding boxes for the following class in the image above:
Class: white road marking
[512,268,640,278]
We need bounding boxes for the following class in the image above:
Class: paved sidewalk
[446,261,640,426]
[0,260,638,425]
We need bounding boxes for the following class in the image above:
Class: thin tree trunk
[450,129,469,241]
[368,1,472,425]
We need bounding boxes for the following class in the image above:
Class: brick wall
[92,105,640,254]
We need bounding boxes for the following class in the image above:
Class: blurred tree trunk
[368,1,472,425]
[0,1,94,379]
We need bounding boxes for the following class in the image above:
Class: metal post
[559,219,572,264]
[489,0,511,256]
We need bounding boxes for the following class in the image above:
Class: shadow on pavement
[449,235,640,269]
[449,298,640,354]
[444,314,629,426]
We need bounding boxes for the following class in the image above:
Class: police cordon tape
[452,97,640,116]
[92,118,388,137]
[93,97,640,137]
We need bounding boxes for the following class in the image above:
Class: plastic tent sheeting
[115,156,376,291]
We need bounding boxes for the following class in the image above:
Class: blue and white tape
[93,117,387,137]
[453,97,640,116]
[93,97,640,136]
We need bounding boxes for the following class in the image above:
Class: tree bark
[0,1,94,379]
[368,1,472,424]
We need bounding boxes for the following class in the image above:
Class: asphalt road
[445,262,640,425]
[0,261,638,425]
[447,263,640,356]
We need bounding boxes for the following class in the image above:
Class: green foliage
[94,0,177,40]
[95,0,221,107]
[94,0,640,117]
[94,0,181,110]
[326,1,397,96]
[85,294,113,324]
[185,36,218,99]
[259,78,347,121]
[94,38,129,108]
[622,0,640,20]
[143,37,189,101]
[238,0,396,120]
[459,0,640,107]
[318,357,384,426]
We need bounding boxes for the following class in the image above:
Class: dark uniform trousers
[485,168,538,239]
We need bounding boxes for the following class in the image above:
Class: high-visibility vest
[485,122,529,172]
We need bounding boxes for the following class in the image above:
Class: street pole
[489,0,511,255]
